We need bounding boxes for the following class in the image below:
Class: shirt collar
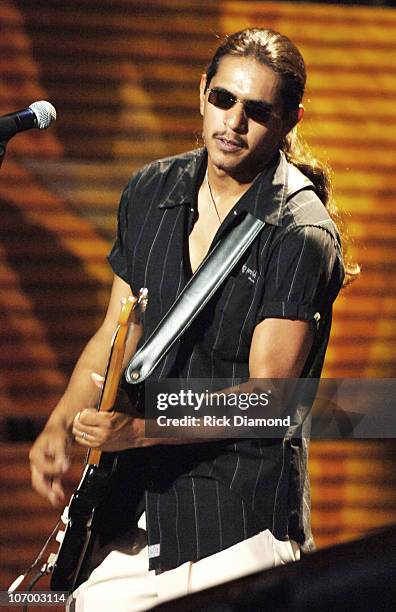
[232,151,289,227]
[158,149,207,210]
[158,148,290,227]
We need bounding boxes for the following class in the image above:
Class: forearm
[46,331,112,433]
[48,310,142,428]
[48,315,145,435]
[139,378,297,446]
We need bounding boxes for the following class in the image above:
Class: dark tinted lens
[244,101,272,124]
[208,88,273,124]
[208,89,235,110]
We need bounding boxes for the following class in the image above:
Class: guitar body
[50,458,114,591]
[49,291,147,593]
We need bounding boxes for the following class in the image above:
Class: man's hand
[71,371,151,451]
[29,426,71,506]
[72,409,150,451]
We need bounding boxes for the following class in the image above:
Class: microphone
[0,100,56,140]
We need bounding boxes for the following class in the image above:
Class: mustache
[214,132,247,148]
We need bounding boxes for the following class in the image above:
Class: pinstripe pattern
[242,500,248,540]
[215,480,223,550]
[172,484,181,567]
[252,444,264,511]
[210,283,235,382]
[272,441,287,534]
[157,257,185,380]
[107,148,344,571]
[158,206,184,318]
[229,443,240,490]
[287,227,308,300]
[191,478,200,559]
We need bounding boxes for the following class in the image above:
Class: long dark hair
[205,28,359,284]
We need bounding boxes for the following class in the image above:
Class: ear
[297,103,304,123]
[282,103,304,137]
[199,73,207,116]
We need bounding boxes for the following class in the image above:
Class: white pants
[68,514,299,611]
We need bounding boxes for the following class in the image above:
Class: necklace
[205,170,222,225]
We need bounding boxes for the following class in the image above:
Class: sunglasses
[207,87,277,125]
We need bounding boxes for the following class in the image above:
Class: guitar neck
[85,292,146,466]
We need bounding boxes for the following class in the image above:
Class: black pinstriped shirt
[103,148,344,572]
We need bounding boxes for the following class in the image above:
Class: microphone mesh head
[29,100,57,129]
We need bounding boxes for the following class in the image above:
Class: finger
[31,466,64,505]
[72,422,98,437]
[73,420,109,448]
[74,431,102,449]
[30,444,69,477]
[31,465,52,497]
[49,477,65,506]
[72,423,95,440]
[43,445,70,475]
[73,413,80,432]
[75,438,90,448]
[42,432,70,468]
[78,408,112,427]
[91,372,105,389]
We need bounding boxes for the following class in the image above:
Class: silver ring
[82,432,88,440]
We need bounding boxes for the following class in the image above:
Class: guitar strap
[125,162,314,386]
[125,212,264,384]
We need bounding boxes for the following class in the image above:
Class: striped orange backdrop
[0,0,395,592]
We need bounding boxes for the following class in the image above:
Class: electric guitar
[50,289,147,592]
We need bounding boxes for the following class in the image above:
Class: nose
[225,101,248,134]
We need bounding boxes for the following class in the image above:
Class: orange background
[0,0,395,595]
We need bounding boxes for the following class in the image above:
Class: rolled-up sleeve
[107,184,130,283]
[256,224,343,326]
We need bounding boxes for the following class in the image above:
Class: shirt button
[147,480,154,488]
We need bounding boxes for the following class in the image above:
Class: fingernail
[91,372,104,382]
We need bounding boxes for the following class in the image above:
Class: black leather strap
[125,213,265,384]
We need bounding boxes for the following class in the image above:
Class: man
[29,28,345,610]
